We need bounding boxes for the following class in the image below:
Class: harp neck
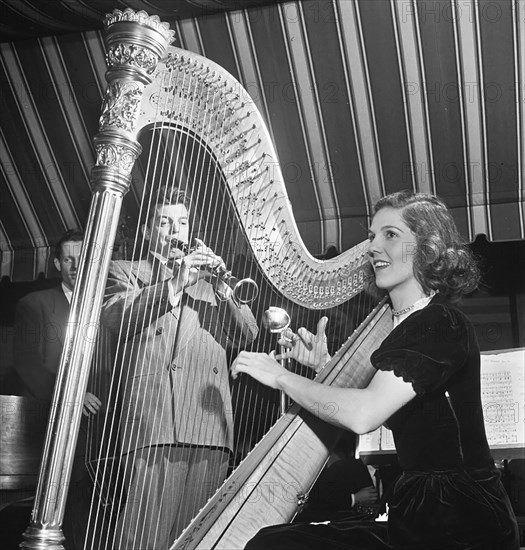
[135,47,369,310]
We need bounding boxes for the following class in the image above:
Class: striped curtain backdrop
[1,0,524,281]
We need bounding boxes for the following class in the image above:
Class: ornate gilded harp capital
[92,9,175,194]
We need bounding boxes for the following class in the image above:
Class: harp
[20,10,391,550]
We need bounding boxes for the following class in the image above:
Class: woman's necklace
[391,290,437,318]
[391,303,416,317]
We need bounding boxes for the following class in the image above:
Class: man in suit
[13,229,101,549]
[101,185,258,549]
[294,437,380,522]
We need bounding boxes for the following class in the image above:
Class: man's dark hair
[143,184,192,227]
[54,229,84,260]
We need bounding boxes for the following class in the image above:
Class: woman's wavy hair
[365,190,480,303]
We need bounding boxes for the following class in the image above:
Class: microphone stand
[262,306,292,415]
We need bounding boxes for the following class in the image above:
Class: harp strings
[85,64,258,548]
[85,63,190,549]
[84,57,369,549]
[118,68,210,547]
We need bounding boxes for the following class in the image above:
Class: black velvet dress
[245,296,520,550]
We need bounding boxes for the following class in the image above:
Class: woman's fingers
[296,327,314,350]
[316,316,329,339]
[231,351,285,389]
[231,351,249,379]
[278,326,313,351]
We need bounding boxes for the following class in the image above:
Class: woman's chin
[374,277,390,291]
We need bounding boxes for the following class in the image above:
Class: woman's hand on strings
[83,391,102,417]
[231,350,288,389]
[277,316,332,372]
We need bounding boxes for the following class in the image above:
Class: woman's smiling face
[368,207,419,298]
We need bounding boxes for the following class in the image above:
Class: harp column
[20,10,173,550]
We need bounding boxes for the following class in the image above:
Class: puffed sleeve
[370,304,471,395]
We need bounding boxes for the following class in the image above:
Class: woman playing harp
[99,183,258,549]
[233,191,520,550]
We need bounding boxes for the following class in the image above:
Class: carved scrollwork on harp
[98,81,144,133]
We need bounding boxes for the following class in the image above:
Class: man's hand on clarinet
[171,238,226,290]
[83,392,102,417]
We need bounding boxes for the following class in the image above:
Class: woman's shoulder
[371,298,475,394]
[389,298,473,352]
[408,295,473,331]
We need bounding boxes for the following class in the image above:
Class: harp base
[20,524,65,550]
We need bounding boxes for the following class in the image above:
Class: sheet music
[356,427,381,456]
[481,349,525,447]
[356,425,395,455]
[358,348,525,455]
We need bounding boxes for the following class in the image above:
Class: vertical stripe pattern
[0,0,523,281]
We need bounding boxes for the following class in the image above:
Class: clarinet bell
[214,269,259,305]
